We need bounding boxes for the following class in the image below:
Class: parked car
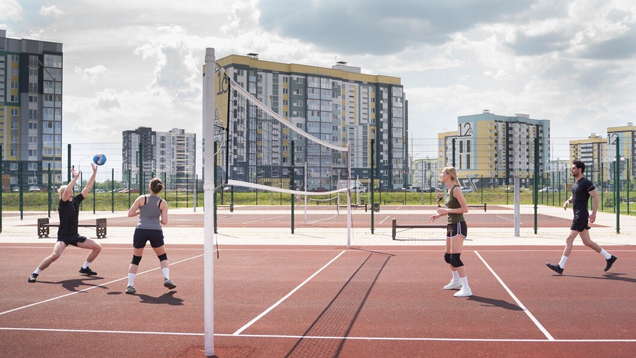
[310,187,328,192]
[401,185,419,192]
[538,187,558,193]
[12,186,20,192]
[95,189,105,193]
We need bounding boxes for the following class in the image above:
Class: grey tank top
[137,195,163,231]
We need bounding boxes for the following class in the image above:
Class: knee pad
[449,253,464,268]
[444,253,451,264]
[158,253,168,262]
[131,255,142,265]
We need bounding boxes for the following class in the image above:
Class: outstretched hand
[71,168,80,179]
[91,162,98,173]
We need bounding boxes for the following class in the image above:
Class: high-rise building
[122,127,155,190]
[606,123,636,184]
[1,30,63,191]
[449,110,551,187]
[569,134,606,183]
[122,127,196,191]
[216,54,407,190]
[155,128,196,189]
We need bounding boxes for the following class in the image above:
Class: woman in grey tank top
[429,167,472,297]
[124,178,176,294]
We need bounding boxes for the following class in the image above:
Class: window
[29,163,38,171]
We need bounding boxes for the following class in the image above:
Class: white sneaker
[443,280,462,290]
[454,287,473,297]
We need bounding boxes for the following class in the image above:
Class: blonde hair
[58,185,67,196]
[442,167,461,186]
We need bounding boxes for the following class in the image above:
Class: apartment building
[216,54,407,190]
[122,127,196,190]
[439,111,551,188]
[1,30,63,190]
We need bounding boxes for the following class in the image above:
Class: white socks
[460,276,470,290]
[600,249,612,260]
[558,256,568,268]
[82,261,91,269]
[127,273,136,287]
[34,268,42,275]
[162,268,170,280]
[451,271,460,281]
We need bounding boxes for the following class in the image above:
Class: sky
[2,0,636,153]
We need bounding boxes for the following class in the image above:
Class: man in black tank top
[546,160,617,275]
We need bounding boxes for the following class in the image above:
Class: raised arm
[62,168,80,201]
[81,163,98,198]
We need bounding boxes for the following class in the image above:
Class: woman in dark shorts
[430,166,472,297]
[125,178,176,294]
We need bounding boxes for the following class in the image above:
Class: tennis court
[2,240,636,357]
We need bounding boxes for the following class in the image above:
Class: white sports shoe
[454,287,473,297]
[443,280,462,290]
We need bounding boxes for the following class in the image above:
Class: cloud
[0,0,22,21]
[259,0,535,55]
[74,65,109,84]
[134,26,202,102]
[39,5,66,18]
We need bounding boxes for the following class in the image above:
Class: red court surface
[1,244,635,357]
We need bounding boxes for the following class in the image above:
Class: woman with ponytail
[125,178,176,294]
[430,167,472,297]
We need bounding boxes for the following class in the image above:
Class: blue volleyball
[93,153,107,166]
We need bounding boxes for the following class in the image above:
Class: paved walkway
[1,205,635,247]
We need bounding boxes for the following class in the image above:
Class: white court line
[495,215,515,222]
[0,254,204,317]
[307,214,339,225]
[241,215,288,225]
[232,250,346,336]
[378,215,390,225]
[2,327,635,342]
[475,251,555,341]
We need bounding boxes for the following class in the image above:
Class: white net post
[304,162,308,224]
[202,48,216,357]
[514,175,520,237]
[346,142,352,248]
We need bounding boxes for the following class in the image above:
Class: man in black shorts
[28,163,102,283]
[546,160,617,275]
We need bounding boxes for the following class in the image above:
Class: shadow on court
[467,295,523,311]
[38,277,106,292]
[285,250,393,358]
[137,291,184,306]
[564,272,636,284]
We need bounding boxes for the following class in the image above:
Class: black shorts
[447,221,467,238]
[571,217,591,232]
[57,234,87,247]
[133,229,165,249]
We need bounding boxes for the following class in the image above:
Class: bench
[38,218,107,239]
[392,219,445,240]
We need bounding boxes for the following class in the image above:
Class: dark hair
[150,178,164,194]
[572,160,585,173]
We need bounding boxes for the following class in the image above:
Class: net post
[202,47,216,357]
[514,175,520,237]
[346,142,352,248]
[47,163,51,218]
[533,136,539,234]
[214,142,218,234]
[290,140,295,234]
[616,136,620,233]
[304,162,307,225]
[370,139,375,234]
